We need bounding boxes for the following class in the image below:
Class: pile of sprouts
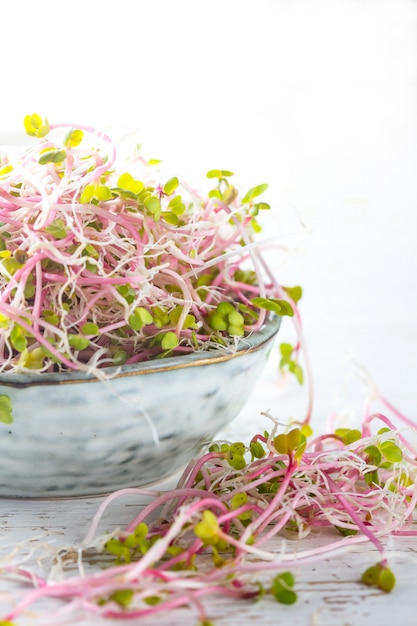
[0,115,416,625]
[1,390,416,625]
[0,114,296,378]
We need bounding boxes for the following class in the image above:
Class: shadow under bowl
[0,316,281,498]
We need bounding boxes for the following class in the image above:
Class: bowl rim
[0,315,281,387]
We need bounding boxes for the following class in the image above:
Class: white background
[1,0,416,426]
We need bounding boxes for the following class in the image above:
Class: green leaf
[83,243,99,259]
[377,427,391,435]
[273,433,289,455]
[64,128,84,148]
[271,572,297,605]
[68,334,90,351]
[105,538,131,563]
[18,347,44,370]
[85,261,98,274]
[335,525,358,537]
[22,271,35,299]
[38,149,66,165]
[194,510,220,545]
[254,201,270,211]
[365,470,379,486]
[274,589,297,604]
[163,213,179,225]
[280,342,294,358]
[228,310,244,326]
[112,350,128,365]
[231,491,251,520]
[335,428,362,445]
[230,442,246,456]
[208,189,222,199]
[206,169,234,179]
[289,361,304,384]
[222,184,238,205]
[10,325,27,352]
[228,324,244,337]
[117,173,144,195]
[361,563,383,586]
[231,492,248,509]
[95,185,112,201]
[282,285,303,302]
[144,195,161,214]
[361,563,395,592]
[227,452,246,470]
[170,201,186,216]
[116,284,136,304]
[109,589,134,608]
[208,313,228,331]
[301,423,313,438]
[79,184,95,204]
[169,307,197,329]
[168,306,184,324]
[250,440,266,459]
[152,306,170,328]
[81,322,99,336]
[234,268,257,285]
[23,113,50,138]
[250,217,262,233]
[163,177,179,195]
[118,173,134,189]
[216,302,235,317]
[251,297,294,317]
[133,522,149,540]
[364,445,382,466]
[0,395,13,424]
[0,164,13,178]
[377,567,396,592]
[161,331,178,350]
[242,183,269,204]
[380,441,403,463]
[143,595,161,606]
[168,194,184,207]
[45,218,68,240]
[79,184,112,204]
[128,307,153,331]
[287,428,301,451]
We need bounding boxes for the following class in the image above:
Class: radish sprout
[0,114,299,379]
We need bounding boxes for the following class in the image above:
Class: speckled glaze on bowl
[0,316,280,498]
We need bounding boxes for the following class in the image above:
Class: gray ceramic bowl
[0,316,280,498]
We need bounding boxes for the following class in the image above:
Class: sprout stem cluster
[0,114,297,376]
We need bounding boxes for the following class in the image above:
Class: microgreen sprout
[270,571,298,604]
[361,562,396,592]
[0,114,305,381]
[0,394,13,424]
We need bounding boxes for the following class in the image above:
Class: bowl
[0,316,280,498]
